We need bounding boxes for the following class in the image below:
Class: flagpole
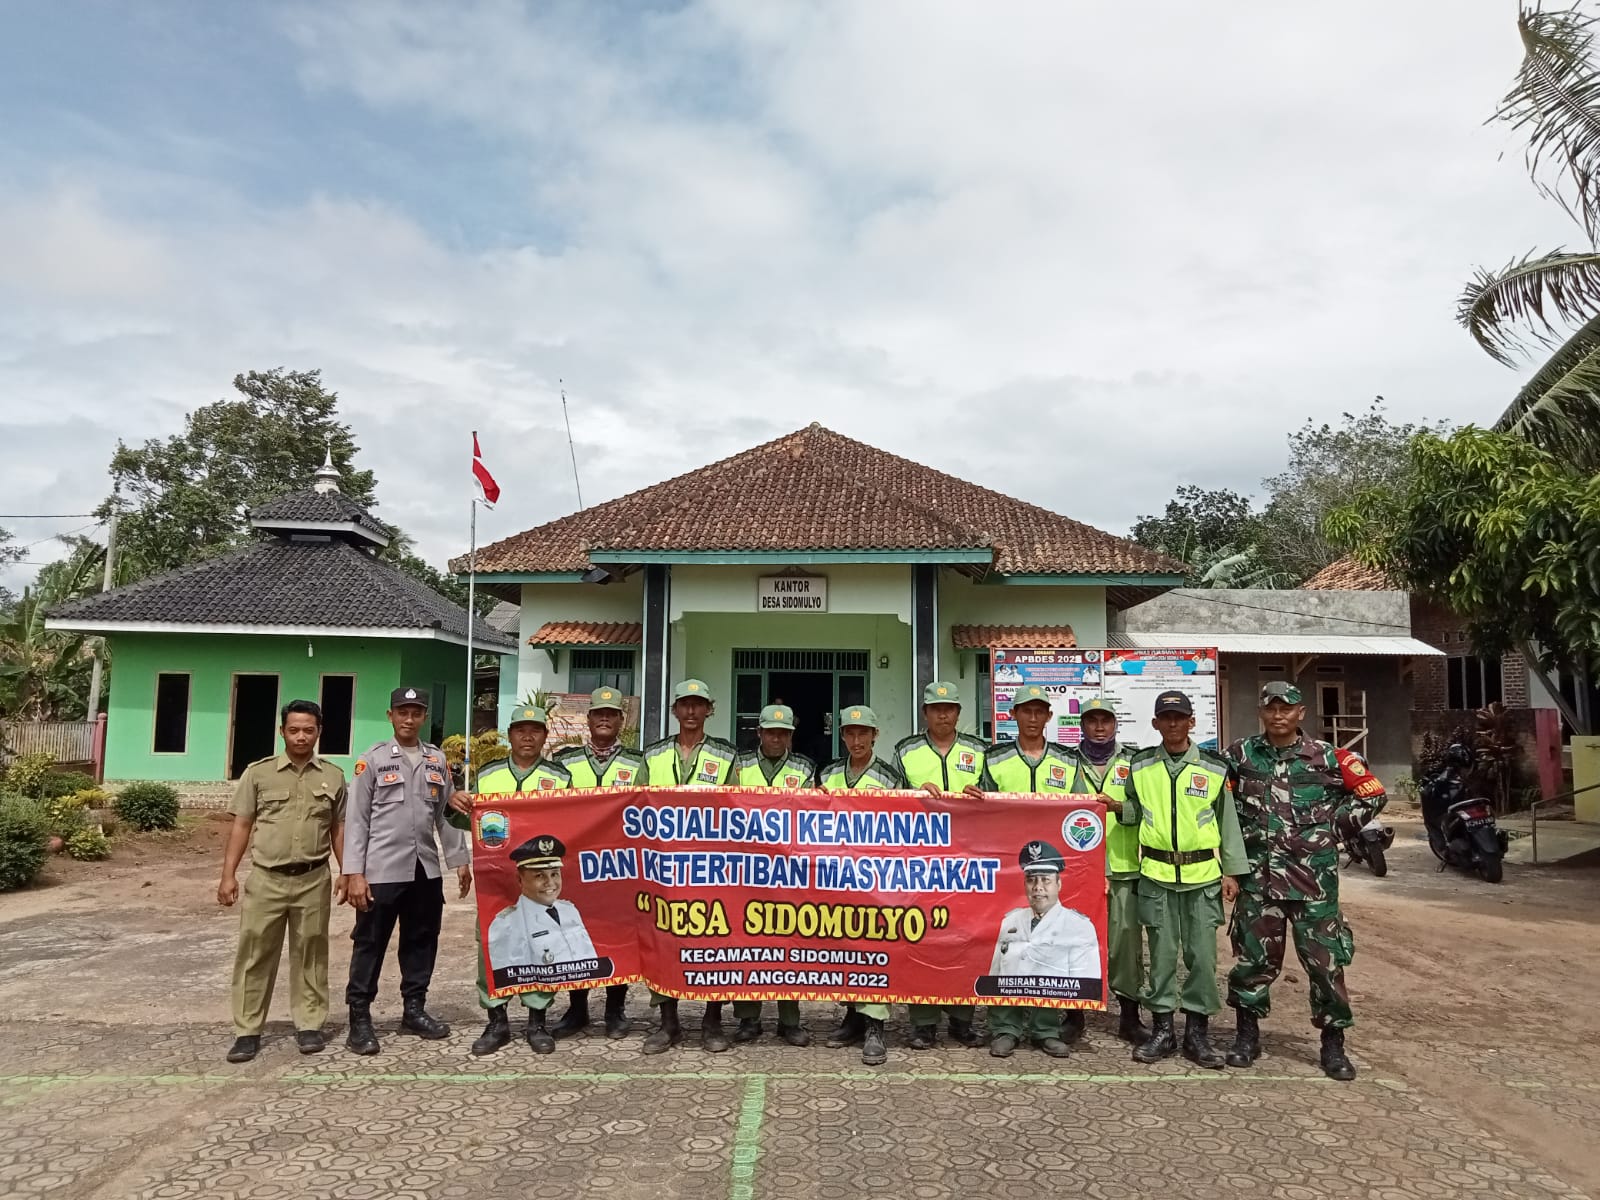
[465,441,478,789]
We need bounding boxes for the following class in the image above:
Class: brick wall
[1409,597,1529,711]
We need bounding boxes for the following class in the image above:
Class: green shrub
[73,787,113,808]
[41,792,89,839]
[39,770,97,799]
[1,752,56,798]
[65,826,112,861]
[0,795,48,891]
[115,781,180,831]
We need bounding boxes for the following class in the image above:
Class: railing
[1,715,107,780]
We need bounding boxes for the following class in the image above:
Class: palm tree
[1458,5,1600,472]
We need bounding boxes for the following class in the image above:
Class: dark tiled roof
[486,600,521,634]
[250,489,392,540]
[952,624,1078,650]
[456,424,1182,577]
[528,621,643,647]
[48,538,515,651]
[1302,558,1393,590]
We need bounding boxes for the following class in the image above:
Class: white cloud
[0,0,1579,597]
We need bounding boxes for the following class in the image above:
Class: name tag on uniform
[1185,772,1209,798]
[531,930,549,938]
[956,751,976,774]
[380,771,402,786]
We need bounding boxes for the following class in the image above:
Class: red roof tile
[1302,558,1393,590]
[458,424,1180,578]
[952,624,1078,650]
[528,621,643,647]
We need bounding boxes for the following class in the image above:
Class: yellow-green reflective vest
[893,733,988,792]
[733,752,816,789]
[818,758,904,790]
[553,744,649,788]
[982,742,1077,794]
[642,736,736,787]
[1071,748,1140,877]
[1126,747,1229,885]
[475,757,572,795]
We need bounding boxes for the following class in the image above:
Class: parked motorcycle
[1420,742,1509,883]
[1341,815,1395,877]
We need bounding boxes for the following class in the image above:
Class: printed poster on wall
[472,789,1109,1008]
[991,647,1220,751]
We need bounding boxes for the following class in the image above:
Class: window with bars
[1447,655,1503,710]
[571,648,636,695]
[731,649,869,672]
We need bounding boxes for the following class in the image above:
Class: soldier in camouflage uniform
[1222,681,1387,1081]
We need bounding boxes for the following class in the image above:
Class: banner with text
[473,788,1108,1008]
[992,647,1221,751]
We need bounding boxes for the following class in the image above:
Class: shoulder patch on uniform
[353,760,367,776]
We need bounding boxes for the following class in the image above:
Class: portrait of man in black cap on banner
[486,834,601,983]
[990,840,1103,981]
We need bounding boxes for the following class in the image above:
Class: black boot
[1225,1009,1260,1068]
[604,985,630,1039]
[826,1006,867,1048]
[549,990,590,1040]
[777,1022,812,1047]
[1117,998,1150,1045]
[948,1016,983,1047]
[1131,1011,1176,1063]
[526,1008,556,1054]
[1182,1011,1225,1070]
[226,1035,260,1063]
[346,1005,380,1056]
[400,998,450,1040]
[907,1025,937,1050]
[734,1017,764,1043]
[861,1018,887,1066]
[641,1000,682,1055]
[470,1005,511,1057]
[1060,1010,1086,1043]
[701,1001,731,1053]
[1320,1027,1356,1081]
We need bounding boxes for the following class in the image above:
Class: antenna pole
[560,379,584,508]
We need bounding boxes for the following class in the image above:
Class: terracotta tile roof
[952,624,1077,650]
[528,621,643,647]
[457,424,1181,578]
[1302,557,1393,590]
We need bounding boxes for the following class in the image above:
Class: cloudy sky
[0,1,1572,591]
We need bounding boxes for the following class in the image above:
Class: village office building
[457,424,1185,763]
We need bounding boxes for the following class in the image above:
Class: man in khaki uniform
[217,698,348,1063]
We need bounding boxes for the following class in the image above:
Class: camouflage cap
[1010,683,1052,709]
[839,705,879,730]
[1080,696,1117,718]
[505,704,548,729]
[1019,840,1066,875]
[922,680,960,706]
[672,678,714,703]
[588,686,626,713]
[759,704,795,730]
[1260,681,1304,705]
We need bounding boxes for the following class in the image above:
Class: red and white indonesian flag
[472,432,500,507]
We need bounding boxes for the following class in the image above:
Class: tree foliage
[1326,427,1600,678]
[1456,5,1600,472]
[1134,401,1436,586]
[107,369,377,578]
[0,547,102,720]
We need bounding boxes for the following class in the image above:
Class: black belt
[1143,848,1216,866]
[261,859,327,876]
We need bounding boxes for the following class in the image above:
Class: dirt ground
[3,811,1598,1199]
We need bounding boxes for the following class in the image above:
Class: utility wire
[0,512,99,518]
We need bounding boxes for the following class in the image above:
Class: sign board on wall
[757,574,828,613]
[991,647,1220,752]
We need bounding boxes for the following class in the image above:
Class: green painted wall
[103,633,474,783]
[398,640,474,747]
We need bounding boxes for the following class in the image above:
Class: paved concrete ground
[3,814,1597,1199]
